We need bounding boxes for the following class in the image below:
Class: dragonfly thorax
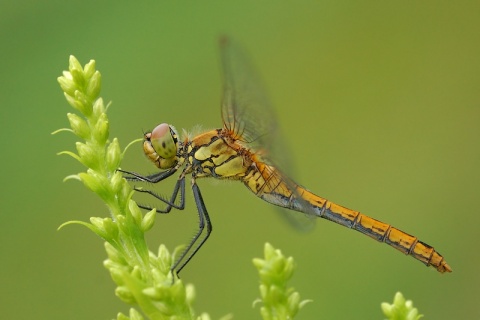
[144,123,180,169]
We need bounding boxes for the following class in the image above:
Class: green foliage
[253,243,310,320]
[56,56,203,320]
[381,292,423,320]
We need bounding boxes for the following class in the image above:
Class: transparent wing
[219,36,315,230]
[220,37,276,153]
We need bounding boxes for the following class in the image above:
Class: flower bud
[92,98,105,120]
[76,142,96,169]
[129,199,143,226]
[67,113,90,139]
[110,171,123,194]
[287,292,301,316]
[283,257,295,280]
[116,286,136,304]
[70,67,85,89]
[64,92,84,112]
[118,181,133,208]
[89,216,108,239]
[57,74,76,97]
[141,208,156,232]
[68,55,83,74]
[127,308,143,320]
[86,71,101,101]
[103,217,119,239]
[83,60,96,79]
[74,90,92,117]
[79,170,110,201]
[158,244,173,272]
[108,267,125,286]
[264,242,275,259]
[252,257,265,270]
[131,266,142,281]
[104,242,122,263]
[106,138,122,172]
[93,113,109,145]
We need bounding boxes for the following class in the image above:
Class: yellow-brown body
[179,128,451,273]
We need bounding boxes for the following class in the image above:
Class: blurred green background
[1,1,479,319]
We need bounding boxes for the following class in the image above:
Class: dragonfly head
[144,123,179,169]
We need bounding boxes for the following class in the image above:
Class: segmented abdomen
[242,159,451,273]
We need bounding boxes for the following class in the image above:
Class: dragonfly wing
[219,36,315,231]
[220,36,275,150]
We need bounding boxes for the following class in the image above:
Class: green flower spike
[55,55,207,320]
[381,292,423,320]
[253,243,310,320]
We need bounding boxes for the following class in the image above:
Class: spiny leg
[172,177,212,275]
[120,167,213,274]
[118,167,183,212]
[135,177,186,213]
[118,167,178,183]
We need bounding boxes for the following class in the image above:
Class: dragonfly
[120,37,452,275]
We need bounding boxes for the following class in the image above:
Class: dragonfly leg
[118,166,184,213]
[172,177,212,275]
[117,167,177,183]
[135,177,185,213]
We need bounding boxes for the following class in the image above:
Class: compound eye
[150,123,177,159]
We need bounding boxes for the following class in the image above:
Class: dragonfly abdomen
[241,154,452,273]
[306,192,452,273]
